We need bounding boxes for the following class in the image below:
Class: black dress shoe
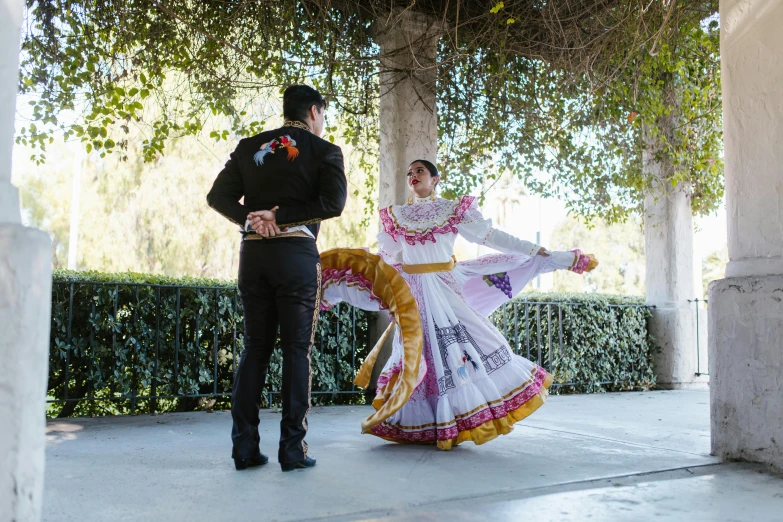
[233,454,269,470]
[280,456,316,472]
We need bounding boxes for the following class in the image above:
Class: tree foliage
[440,11,722,222]
[20,0,381,209]
[550,216,645,295]
[19,0,720,223]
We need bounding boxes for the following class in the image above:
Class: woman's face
[407,162,439,198]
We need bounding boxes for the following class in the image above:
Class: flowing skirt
[321,250,573,450]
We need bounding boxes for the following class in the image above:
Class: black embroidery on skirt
[481,347,512,374]
[435,322,512,393]
[434,323,456,394]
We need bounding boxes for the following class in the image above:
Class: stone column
[643,124,707,389]
[368,12,440,388]
[0,1,53,520]
[375,11,440,209]
[710,0,783,471]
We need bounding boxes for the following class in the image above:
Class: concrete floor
[43,390,783,522]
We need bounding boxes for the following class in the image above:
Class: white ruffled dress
[320,195,593,450]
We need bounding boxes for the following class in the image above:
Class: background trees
[19,1,721,219]
[15,0,723,288]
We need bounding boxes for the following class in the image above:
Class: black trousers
[231,237,320,464]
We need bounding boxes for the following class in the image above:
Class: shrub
[492,292,657,393]
[48,272,656,417]
[48,269,371,417]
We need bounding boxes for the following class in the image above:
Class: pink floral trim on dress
[480,227,493,245]
[380,196,476,245]
[569,249,590,274]
[371,365,548,443]
[320,267,385,310]
[459,253,526,268]
[376,361,402,389]
[372,424,438,443]
[436,271,467,301]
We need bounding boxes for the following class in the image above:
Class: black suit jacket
[207,125,347,238]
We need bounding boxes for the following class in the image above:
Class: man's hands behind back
[248,207,289,237]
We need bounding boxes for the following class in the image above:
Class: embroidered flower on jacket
[254,135,299,165]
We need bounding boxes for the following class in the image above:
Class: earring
[429,191,436,201]
[407,190,414,205]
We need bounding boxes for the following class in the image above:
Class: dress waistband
[402,256,457,274]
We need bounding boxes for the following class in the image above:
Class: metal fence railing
[48,280,655,417]
[47,281,371,417]
[688,297,709,376]
[490,300,656,391]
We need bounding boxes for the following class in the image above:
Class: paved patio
[43,390,783,521]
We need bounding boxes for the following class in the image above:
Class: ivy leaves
[19,0,378,167]
[491,293,656,393]
[438,12,721,223]
[46,269,373,417]
[20,1,719,225]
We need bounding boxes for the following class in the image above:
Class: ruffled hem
[368,367,553,450]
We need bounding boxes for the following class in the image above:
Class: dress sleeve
[377,231,403,263]
[457,196,541,256]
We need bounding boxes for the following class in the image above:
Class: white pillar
[710,0,783,471]
[0,1,53,520]
[375,11,440,208]
[643,125,707,389]
[369,12,440,387]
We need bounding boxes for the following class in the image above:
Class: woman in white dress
[319,160,596,450]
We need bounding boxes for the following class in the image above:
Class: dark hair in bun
[409,159,438,178]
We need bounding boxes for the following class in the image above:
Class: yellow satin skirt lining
[319,248,423,433]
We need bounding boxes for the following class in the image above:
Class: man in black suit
[207,85,347,472]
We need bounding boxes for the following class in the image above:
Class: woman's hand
[536,247,550,257]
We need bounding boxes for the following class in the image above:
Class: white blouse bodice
[377,196,542,265]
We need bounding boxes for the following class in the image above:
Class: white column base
[655,379,710,391]
[650,305,710,389]
[0,224,52,522]
[709,274,783,472]
[725,256,783,278]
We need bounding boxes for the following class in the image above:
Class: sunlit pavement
[44,390,783,522]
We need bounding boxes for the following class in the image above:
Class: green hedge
[49,271,656,418]
[49,269,372,417]
[492,292,657,393]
